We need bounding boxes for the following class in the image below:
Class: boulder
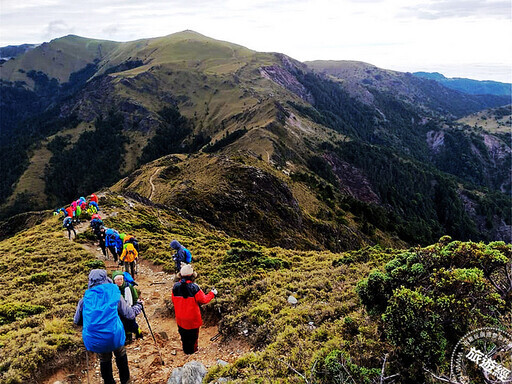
[167,361,207,384]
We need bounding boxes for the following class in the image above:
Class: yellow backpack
[121,243,138,263]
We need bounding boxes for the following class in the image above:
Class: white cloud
[0,0,510,82]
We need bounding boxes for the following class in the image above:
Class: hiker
[112,271,143,342]
[171,264,217,354]
[170,240,192,272]
[106,228,122,262]
[121,233,139,253]
[74,269,142,384]
[75,203,82,224]
[63,216,76,239]
[90,193,99,204]
[91,216,107,258]
[88,199,99,214]
[65,206,73,218]
[120,242,138,277]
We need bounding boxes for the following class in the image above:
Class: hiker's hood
[88,269,112,288]
[170,240,182,250]
[106,229,117,237]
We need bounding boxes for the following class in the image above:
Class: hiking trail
[45,200,250,384]
[148,167,163,201]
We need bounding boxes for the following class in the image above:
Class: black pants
[124,260,136,277]
[98,237,107,257]
[67,227,76,239]
[178,326,199,354]
[98,345,130,384]
[108,246,118,262]
[121,316,139,334]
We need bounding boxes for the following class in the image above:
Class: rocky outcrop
[259,62,313,103]
[167,361,207,384]
[324,153,380,205]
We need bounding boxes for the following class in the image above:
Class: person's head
[113,271,124,287]
[177,264,197,280]
[88,269,111,288]
[170,240,181,250]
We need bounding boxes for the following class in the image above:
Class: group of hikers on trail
[57,193,100,239]
[73,238,217,384]
[90,214,140,278]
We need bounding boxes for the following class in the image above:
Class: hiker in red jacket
[171,265,217,354]
[90,193,99,204]
[65,206,74,218]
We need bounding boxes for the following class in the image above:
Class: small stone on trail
[217,359,229,366]
[287,295,298,305]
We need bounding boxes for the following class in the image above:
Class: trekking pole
[140,304,165,365]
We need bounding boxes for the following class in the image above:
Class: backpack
[184,247,192,263]
[91,218,103,231]
[121,243,138,263]
[63,217,72,228]
[123,271,138,286]
[82,284,125,353]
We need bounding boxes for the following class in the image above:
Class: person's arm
[194,287,215,305]
[73,298,84,325]
[117,296,142,320]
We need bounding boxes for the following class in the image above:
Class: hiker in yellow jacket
[120,243,138,277]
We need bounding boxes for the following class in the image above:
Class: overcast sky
[1,0,511,82]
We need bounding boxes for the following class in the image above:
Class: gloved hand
[211,288,218,295]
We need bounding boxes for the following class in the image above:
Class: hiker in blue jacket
[63,216,76,239]
[105,228,123,263]
[74,269,142,384]
[170,240,192,272]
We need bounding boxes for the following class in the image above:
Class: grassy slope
[457,106,512,133]
[0,35,120,86]
[111,153,401,251]
[1,192,509,383]
[6,122,95,209]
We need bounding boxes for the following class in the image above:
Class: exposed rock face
[259,61,313,103]
[59,73,161,132]
[426,130,445,153]
[324,153,380,205]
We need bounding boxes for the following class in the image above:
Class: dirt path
[45,207,249,384]
[148,168,163,201]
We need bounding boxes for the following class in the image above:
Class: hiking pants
[67,227,76,239]
[178,326,199,354]
[98,345,130,384]
[121,316,140,340]
[124,261,136,277]
[108,246,118,262]
[99,238,107,257]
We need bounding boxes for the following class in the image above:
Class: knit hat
[112,270,124,282]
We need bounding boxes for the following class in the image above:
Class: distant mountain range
[0,43,38,62]
[413,71,511,96]
[0,31,510,246]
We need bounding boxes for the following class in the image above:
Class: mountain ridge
[0,31,510,246]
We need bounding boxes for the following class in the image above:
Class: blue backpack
[123,271,138,286]
[82,284,125,353]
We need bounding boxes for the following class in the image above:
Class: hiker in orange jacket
[171,265,217,354]
[119,243,138,278]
